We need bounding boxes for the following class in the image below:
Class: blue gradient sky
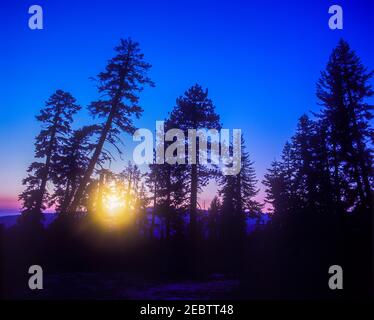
[0,0,373,212]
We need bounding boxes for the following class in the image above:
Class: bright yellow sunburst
[92,177,137,228]
[103,193,124,215]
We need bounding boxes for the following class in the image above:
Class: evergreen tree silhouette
[207,196,221,243]
[119,162,142,201]
[218,138,261,271]
[146,161,188,239]
[167,84,221,237]
[316,39,373,213]
[19,90,80,224]
[263,159,288,216]
[136,183,150,234]
[51,125,99,214]
[263,141,298,217]
[68,38,154,213]
[220,137,261,215]
[145,156,162,237]
[290,115,336,214]
[291,115,315,211]
[310,119,335,213]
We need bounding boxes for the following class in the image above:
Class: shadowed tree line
[1,38,372,299]
[244,39,373,299]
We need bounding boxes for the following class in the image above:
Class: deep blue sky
[0,0,373,211]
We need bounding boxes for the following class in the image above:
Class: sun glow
[103,193,124,215]
[92,177,136,228]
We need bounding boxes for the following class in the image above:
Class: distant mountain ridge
[0,212,56,228]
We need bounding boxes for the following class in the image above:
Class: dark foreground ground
[9,273,239,300]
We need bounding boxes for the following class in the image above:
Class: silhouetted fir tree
[310,119,334,213]
[237,138,262,215]
[220,137,261,214]
[218,138,261,271]
[263,141,299,218]
[256,40,373,299]
[154,119,190,239]
[314,40,373,298]
[167,164,190,237]
[263,160,288,216]
[136,183,149,234]
[279,141,298,214]
[291,115,317,211]
[51,125,99,214]
[264,115,338,217]
[19,90,80,225]
[316,39,373,213]
[207,196,221,243]
[292,115,342,215]
[68,38,154,213]
[170,165,190,210]
[145,159,161,236]
[144,145,189,238]
[167,84,221,237]
[150,162,188,239]
[219,173,236,212]
[119,161,142,209]
[120,162,142,193]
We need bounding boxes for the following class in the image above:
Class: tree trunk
[347,91,371,209]
[332,142,342,213]
[236,175,242,214]
[67,65,129,213]
[68,109,116,213]
[149,181,157,237]
[165,173,172,240]
[190,164,198,237]
[34,113,59,214]
[59,178,72,213]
